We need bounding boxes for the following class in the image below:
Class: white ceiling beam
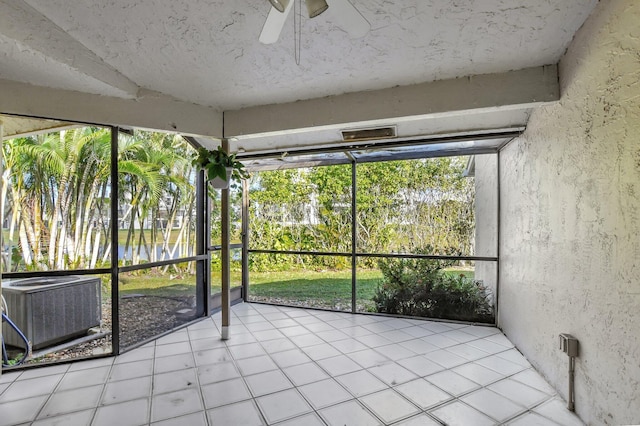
[224,65,559,137]
[0,0,138,97]
[0,79,223,137]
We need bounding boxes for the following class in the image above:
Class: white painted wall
[499,1,640,424]
[0,119,3,378]
[473,154,498,308]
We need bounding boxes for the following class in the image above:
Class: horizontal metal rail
[2,268,111,279]
[209,244,243,251]
[2,255,212,277]
[355,252,498,262]
[118,255,208,273]
[237,130,520,161]
[247,248,497,262]
[249,249,351,257]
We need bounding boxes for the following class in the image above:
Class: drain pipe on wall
[559,333,579,411]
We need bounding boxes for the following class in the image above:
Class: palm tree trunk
[90,228,101,268]
[124,203,137,262]
[18,220,33,266]
[161,201,179,261]
[48,176,67,268]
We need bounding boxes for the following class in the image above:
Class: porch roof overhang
[0,115,77,140]
[0,1,595,154]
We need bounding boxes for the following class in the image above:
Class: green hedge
[373,248,493,323]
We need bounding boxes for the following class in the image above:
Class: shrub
[373,249,493,323]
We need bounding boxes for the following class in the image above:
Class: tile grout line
[205,307,559,425]
[235,309,324,424]
[291,305,549,425]
[185,321,216,426]
[238,306,463,425]
[233,306,364,425]
[29,363,71,423]
[236,305,467,424]
[1,303,578,426]
[88,357,117,425]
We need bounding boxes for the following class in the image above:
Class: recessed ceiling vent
[341,126,396,142]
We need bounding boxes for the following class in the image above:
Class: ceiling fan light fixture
[306,0,328,18]
[269,0,289,13]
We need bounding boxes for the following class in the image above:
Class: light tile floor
[0,303,585,426]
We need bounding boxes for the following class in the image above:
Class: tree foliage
[248,157,475,270]
[2,128,112,269]
[1,127,199,272]
[373,247,493,322]
[2,125,476,282]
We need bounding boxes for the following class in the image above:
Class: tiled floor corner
[0,303,584,425]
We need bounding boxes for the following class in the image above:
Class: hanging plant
[193,146,249,189]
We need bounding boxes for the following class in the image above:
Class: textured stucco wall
[499,0,640,424]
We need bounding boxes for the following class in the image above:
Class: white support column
[220,138,230,340]
[0,118,3,376]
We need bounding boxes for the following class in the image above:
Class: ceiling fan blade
[326,0,370,38]
[259,0,294,44]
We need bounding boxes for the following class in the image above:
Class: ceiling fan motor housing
[307,0,329,18]
[261,0,370,45]
[269,0,288,13]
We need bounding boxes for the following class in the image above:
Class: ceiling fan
[259,0,370,45]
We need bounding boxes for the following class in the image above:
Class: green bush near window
[373,247,493,323]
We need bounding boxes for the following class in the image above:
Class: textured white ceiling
[0,0,597,111]
[0,33,130,98]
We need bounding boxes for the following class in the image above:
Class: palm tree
[116,130,200,268]
[2,127,199,272]
[2,128,112,270]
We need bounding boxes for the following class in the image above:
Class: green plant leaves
[193,146,248,182]
[374,249,493,322]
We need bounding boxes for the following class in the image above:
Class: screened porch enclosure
[236,134,505,325]
[2,111,507,371]
[1,115,209,369]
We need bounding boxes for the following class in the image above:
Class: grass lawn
[247,269,382,301]
[443,267,474,280]
[112,267,475,306]
[243,268,473,310]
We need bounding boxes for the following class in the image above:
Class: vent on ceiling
[341,126,396,142]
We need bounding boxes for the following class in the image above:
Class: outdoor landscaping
[373,252,493,322]
[2,124,496,366]
[113,265,483,318]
